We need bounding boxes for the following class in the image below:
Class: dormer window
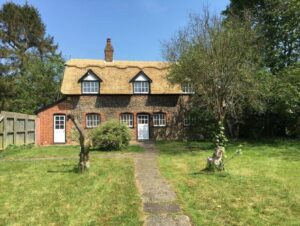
[134,81,149,93]
[182,82,195,94]
[82,81,99,94]
[78,70,102,94]
[130,71,152,94]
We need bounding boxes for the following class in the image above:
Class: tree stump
[207,146,225,171]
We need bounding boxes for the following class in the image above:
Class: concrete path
[134,142,191,226]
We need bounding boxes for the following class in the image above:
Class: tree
[268,64,300,137]
[0,76,15,110]
[223,0,300,74]
[163,11,263,170]
[10,54,64,114]
[0,2,57,74]
[67,114,91,172]
[223,0,300,138]
[0,2,64,113]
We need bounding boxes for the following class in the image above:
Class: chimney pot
[104,38,114,62]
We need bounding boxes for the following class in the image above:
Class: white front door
[137,114,149,140]
[54,115,66,143]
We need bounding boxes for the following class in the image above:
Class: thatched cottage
[36,39,194,145]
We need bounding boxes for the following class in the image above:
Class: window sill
[82,92,99,95]
[182,92,195,95]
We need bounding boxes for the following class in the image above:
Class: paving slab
[134,142,191,226]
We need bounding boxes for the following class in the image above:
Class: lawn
[0,146,143,225]
[157,139,300,226]
[0,144,143,160]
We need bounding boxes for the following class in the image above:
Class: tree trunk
[226,119,234,138]
[67,114,90,172]
[234,124,240,139]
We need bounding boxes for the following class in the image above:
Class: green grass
[0,144,143,159]
[0,147,143,225]
[157,139,300,226]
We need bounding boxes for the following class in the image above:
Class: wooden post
[4,115,7,149]
[13,115,16,146]
[24,115,27,145]
[0,113,5,150]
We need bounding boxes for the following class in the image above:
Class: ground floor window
[153,113,166,127]
[86,114,100,128]
[120,113,133,127]
[184,115,196,126]
[181,82,195,94]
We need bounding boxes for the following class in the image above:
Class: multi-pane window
[138,115,149,124]
[120,113,133,128]
[86,114,100,128]
[153,113,166,127]
[182,83,195,94]
[82,81,99,94]
[133,81,149,94]
[54,115,65,129]
[184,115,196,126]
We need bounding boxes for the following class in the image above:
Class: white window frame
[120,113,133,128]
[82,81,99,94]
[153,113,166,127]
[86,114,100,128]
[133,81,149,94]
[182,82,195,94]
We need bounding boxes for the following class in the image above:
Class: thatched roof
[61,59,182,95]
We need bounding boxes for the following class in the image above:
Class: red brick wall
[37,95,191,145]
[36,100,73,145]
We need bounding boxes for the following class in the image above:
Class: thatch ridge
[65,59,170,70]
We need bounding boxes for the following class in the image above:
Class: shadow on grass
[156,140,214,155]
[230,138,299,148]
[190,170,230,177]
[47,164,79,174]
[89,144,143,153]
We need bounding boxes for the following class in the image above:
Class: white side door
[137,114,149,140]
[54,115,66,143]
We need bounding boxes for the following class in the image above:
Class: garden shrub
[89,120,131,150]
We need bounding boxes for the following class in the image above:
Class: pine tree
[0,2,64,113]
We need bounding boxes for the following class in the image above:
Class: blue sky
[1,0,229,61]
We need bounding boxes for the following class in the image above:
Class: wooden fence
[0,111,36,150]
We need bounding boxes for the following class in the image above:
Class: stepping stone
[146,214,191,226]
[144,202,181,214]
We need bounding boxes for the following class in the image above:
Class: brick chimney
[104,38,114,62]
